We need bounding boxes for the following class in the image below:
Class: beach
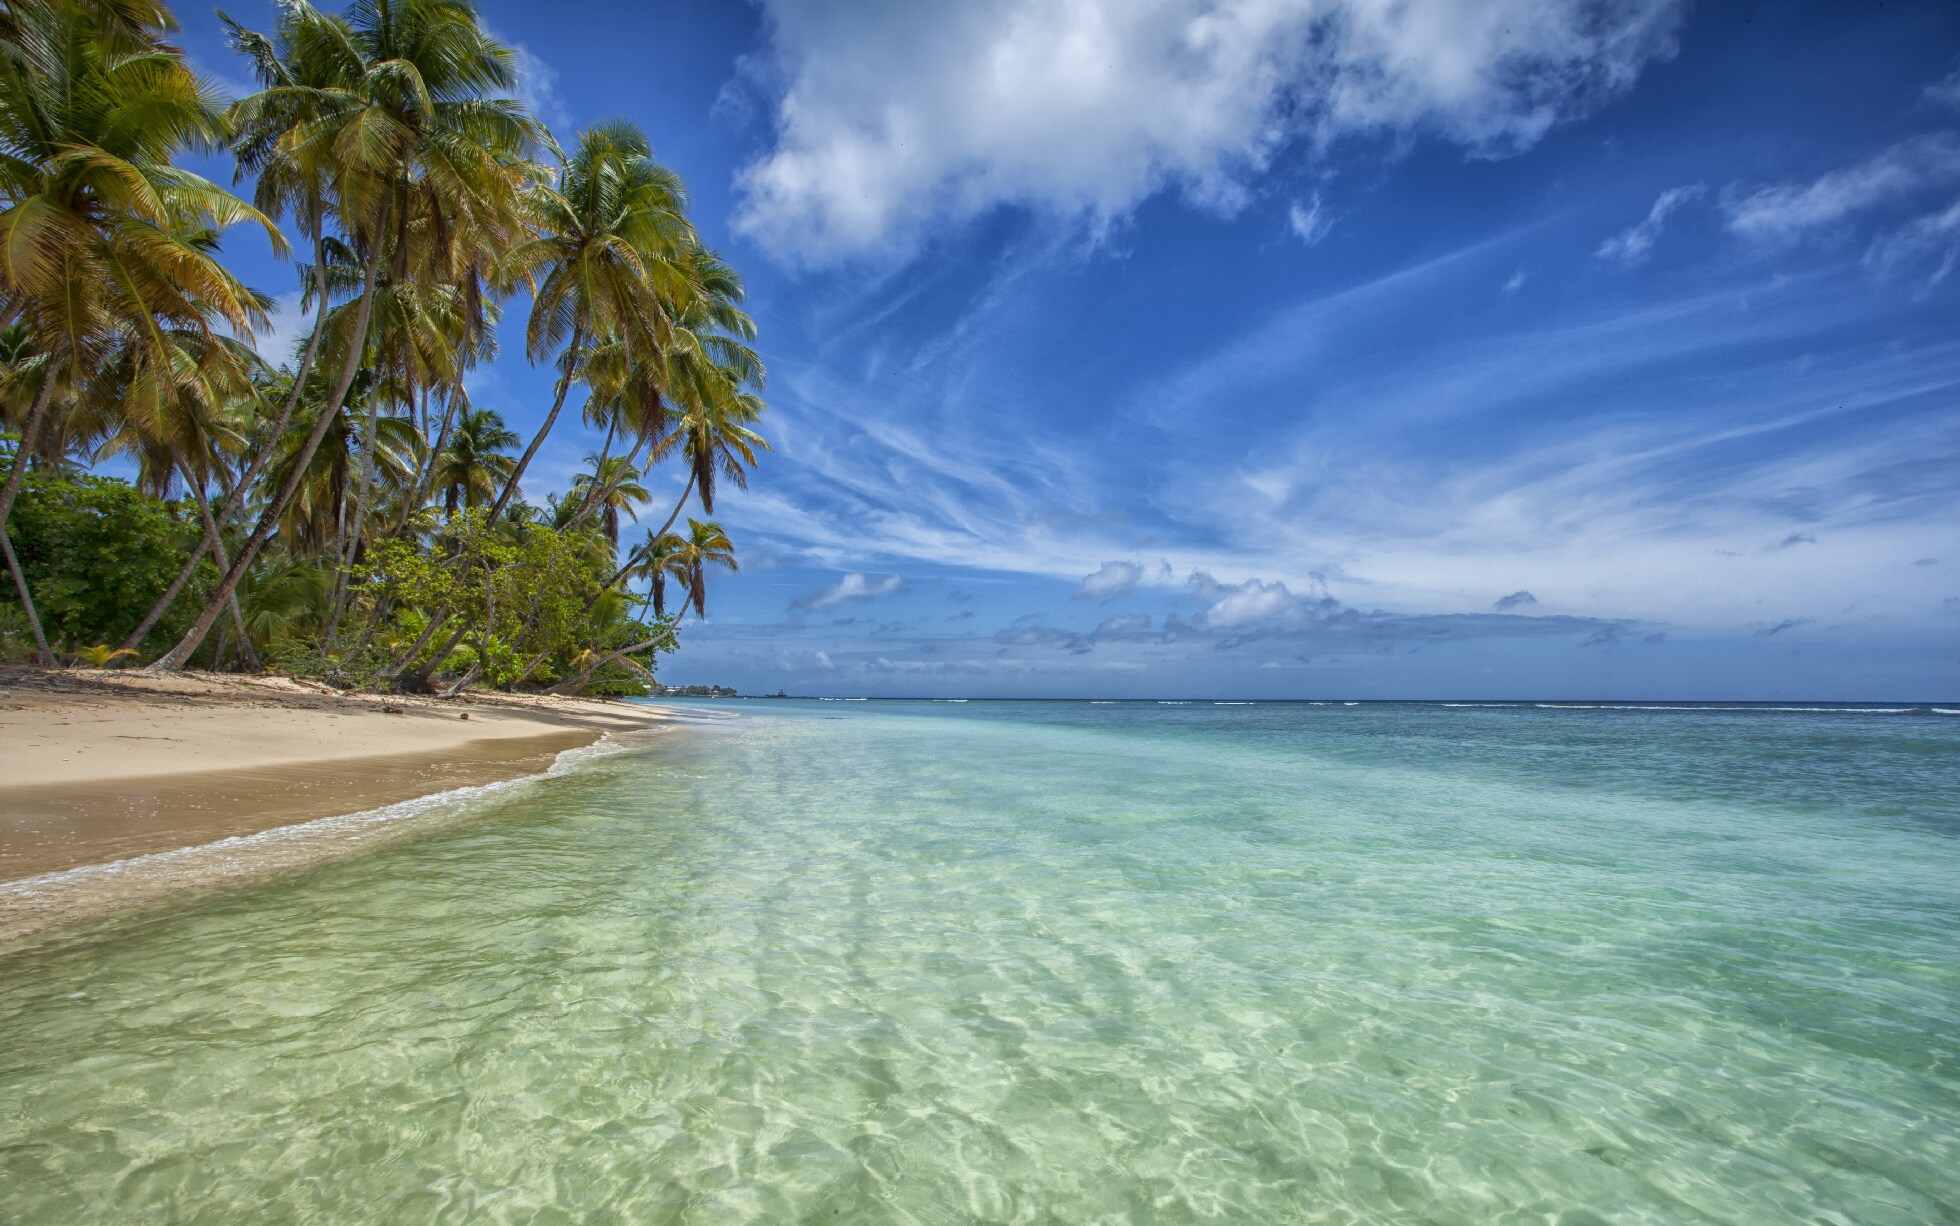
[0,668,665,936]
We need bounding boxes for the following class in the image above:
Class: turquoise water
[2,700,1957,1223]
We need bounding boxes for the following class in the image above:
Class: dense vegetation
[0,0,764,695]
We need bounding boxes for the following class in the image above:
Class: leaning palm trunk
[547,633,666,696]
[121,231,333,652]
[649,471,696,541]
[485,323,582,523]
[149,240,386,672]
[396,372,463,537]
[0,364,61,666]
[187,476,260,673]
[0,363,59,536]
[1,531,54,665]
[324,392,385,643]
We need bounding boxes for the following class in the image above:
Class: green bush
[3,474,207,655]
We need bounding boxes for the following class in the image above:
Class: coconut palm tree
[625,529,689,618]
[0,0,280,663]
[153,0,543,671]
[565,453,650,548]
[431,406,518,515]
[672,518,736,618]
[646,382,768,538]
[488,120,694,522]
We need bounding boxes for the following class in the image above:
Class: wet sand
[0,668,669,940]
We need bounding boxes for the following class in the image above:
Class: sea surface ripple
[1,700,1956,1223]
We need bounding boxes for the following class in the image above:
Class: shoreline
[0,668,671,941]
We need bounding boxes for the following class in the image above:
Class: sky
[173,0,1960,700]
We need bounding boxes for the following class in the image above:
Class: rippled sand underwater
[2,700,1956,1223]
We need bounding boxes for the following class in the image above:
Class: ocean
[2,699,1956,1222]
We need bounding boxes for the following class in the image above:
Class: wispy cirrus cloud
[794,572,904,610]
[1724,132,1960,246]
[1596,184,1702,264]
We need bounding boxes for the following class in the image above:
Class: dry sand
[0,668,670,938]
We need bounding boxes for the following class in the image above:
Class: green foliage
[2,474,206,654]
[0,1,766,693]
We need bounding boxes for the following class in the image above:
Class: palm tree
[625,529,689,618]
[646,383,768,537]
[0,0,280,663]
[673,518,736,618]
[431,406,518,515]
[153,0,543,671]
[488,120,694,522]
[565,453,650,548]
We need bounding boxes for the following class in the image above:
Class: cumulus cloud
[735,0,1686,263]
[795,572,904,610]
[1492,589,1538,610]
[1288,192,1334,244]
[1596,183,1703,264]
[1724,133,1960,245]
[1074,560,1144,602]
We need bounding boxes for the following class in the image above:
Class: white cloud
[735,0,1685,264]
[1725,133,1960,244]
[1596,183,1702,264]
[1198,576,1322,630]
[795,572,904,609]
[1074,560,1144,601]
[1287,192,1334,244]
[1926,68,1960,111]
[509,42,570,134]
[1865,196,1960,285]
[248,290,310,367]
[1502,269,1527,294]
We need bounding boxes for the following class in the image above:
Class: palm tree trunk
[325,389,386,643]
[385,606,452,678]
[650,470,696,541]
[0,361,59,540]
[0,363,60,667]
[546,633,665,696]
[485,322,582,523]
[1,529,54,666]
[149,235,387,672]
[187,474,260,673]
[396,372,463,537]
[122,227,334,652]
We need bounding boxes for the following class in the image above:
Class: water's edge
[0,726,678,947]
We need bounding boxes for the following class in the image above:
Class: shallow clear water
[3,700,1957,1223]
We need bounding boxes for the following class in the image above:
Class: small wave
[1935,708,1960,716]
[1214,702,1254,705]
[1343,702,1360,706]
[1442,702,1520,708]
[1158,701,1190,705]
[1534,703,1915,713]
[1089,700,1118,704]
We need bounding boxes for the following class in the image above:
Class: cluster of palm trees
[0,0,764,691]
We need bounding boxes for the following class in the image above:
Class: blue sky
[177,0,1959,699]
